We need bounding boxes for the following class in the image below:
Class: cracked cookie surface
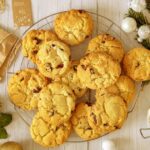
[88,94,127,131]
[54,9,93,45]
[55,60,87,98]
[22,30,58,63]
[38,82,76,125]
[8,69,48,110]
[96,75,136,106]
[86,34,124,62]
[36,41,71,79]
[71,103,101,140]
[71,102,120,140]
[123,48,150,81]
[77,52,121,89]
[30,112,72,147]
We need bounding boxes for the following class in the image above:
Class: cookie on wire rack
[22,30,58,63]
[71,98,127,141]
[77,52,121,89]
[88,94,127,131]
[87,34,125,62]
[30,112,72,147]
[36,40,71,79]
[123,47,150,81]
[54,9,93,46]
[8,69,48,110]
[38,82,76,125]
[71,103,102,140]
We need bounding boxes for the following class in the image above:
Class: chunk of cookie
[87,34,124,62]
[96,75,136,106]
[71,103,101,140]
[88,94,127,131]
[38,82,76,125]
[77,52,121,89]
[54,9,93,45]
[123,48,150,81]
[56,60,87,98]
[36,41,71,79]
[8,69,48,110]
[30,112,72,147]
[22,30,58,63]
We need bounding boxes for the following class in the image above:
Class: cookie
[77,52,121,89]
[8,69,48,110]
[54,9,93,45]
[0,142,23,150]
[30,112,72,147]
[38,82,76,125]
[71,103,101,140]
[22,30,58,63]
[87,34,124,62]
[36,41,71,79]
[123,48,150,81]
[56,60,87,98]
[88,94,127,130]
[96,75,136,106]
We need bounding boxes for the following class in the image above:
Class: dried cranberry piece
[90,112,97,124]
[78,10,85,13]
[33,37,42,44]
[56,64,64,68]
[33,87,42,93]
[81,65,86,70]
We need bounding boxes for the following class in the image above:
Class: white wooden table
[0,0,150,149]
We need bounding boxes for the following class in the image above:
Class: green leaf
[0,113,12,128]
[141,39,150,50]
[0,128,8,139]
[146,0,150,12]
[126,8,149,27]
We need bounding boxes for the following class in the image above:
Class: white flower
[130,0,146,12]
[138,25,150,40]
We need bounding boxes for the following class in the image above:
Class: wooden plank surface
[0,0,150,150]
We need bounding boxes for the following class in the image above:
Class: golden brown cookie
[87,34,124,62]
[54,9,93,45]
[96,75,136,106]
[71,103,101,140]
[8,69,48,110]
[22,30,58,63]
[56,60,87,98]
[88,94,127,131]
[38,82,76,125]
[77,52,121,89]
[30,112,72,147]
[0,142,23,150]
[123,48,150,81]
[36,41,71,79]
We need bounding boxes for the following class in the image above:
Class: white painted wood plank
[98,0,120,23]
[70,0,82,10]
[64,143,76,150]
[81,0,97,13]
[56,0,71,12]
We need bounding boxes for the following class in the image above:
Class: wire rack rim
[5,10,143,143]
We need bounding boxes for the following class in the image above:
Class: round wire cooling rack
[6,11,149,143]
